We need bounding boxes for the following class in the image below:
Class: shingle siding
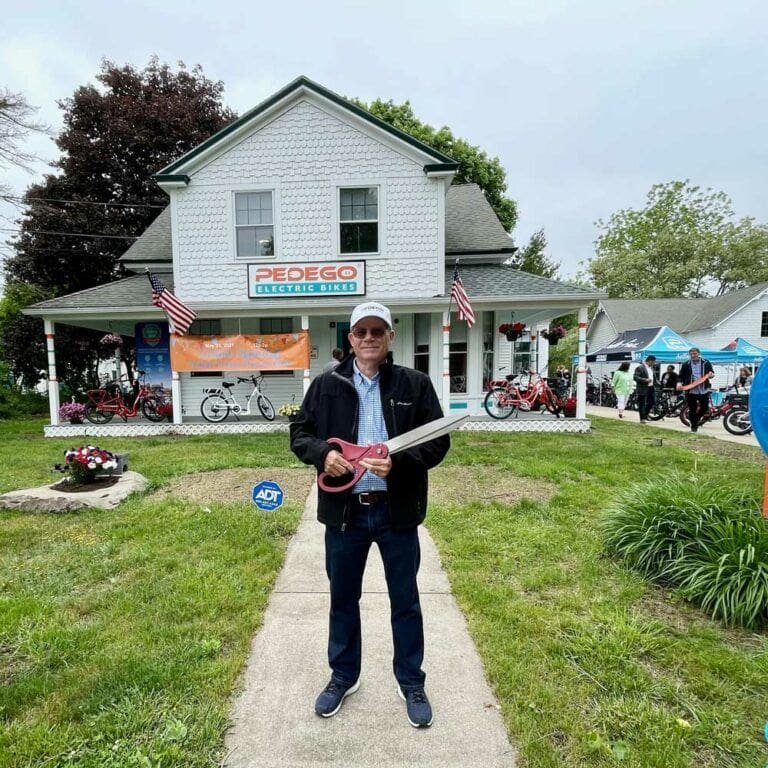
[173,99,440,302]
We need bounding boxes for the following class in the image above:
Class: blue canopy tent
[720,337,768,363]
[628,327,737,363]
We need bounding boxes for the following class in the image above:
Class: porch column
[301,315,310,396]
[576,307,588,419]
[44,319,60,425]
[441,311,451,413]
[171,371,182,424]
[535,324,549,376]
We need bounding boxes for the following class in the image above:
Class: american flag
[146,271,197,335]
[450,264,475,327]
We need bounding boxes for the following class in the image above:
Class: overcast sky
[2,0,766,279]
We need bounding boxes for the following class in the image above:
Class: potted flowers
[278,403,301,421]
[58,401,87,424]
[541,325,568,346]
[498,322,526,342]
[62,445,118,484]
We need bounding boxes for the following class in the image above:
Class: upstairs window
[339,187,378,254]
[235,191,274,258]
[762,311,768,337]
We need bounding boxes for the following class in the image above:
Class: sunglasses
[351,326,389,339]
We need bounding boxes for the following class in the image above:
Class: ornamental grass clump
[601,475,768,628]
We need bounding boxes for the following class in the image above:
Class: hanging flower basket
[498,322,526,342]
[99,333,123,354]
[542,325,568,346]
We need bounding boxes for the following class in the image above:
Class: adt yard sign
[252,481,284,511]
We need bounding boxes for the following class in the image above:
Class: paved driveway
[587,405,759,448]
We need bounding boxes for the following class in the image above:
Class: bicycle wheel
[200,394,230,423]
[85,403,114,424]
[483,387,517,419]
[257,394,276,421]
[141,396,166,422]
[723,408,752,436]
[679,406,690,427]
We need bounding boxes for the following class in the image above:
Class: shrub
[0,386,49,419]
[602,475,768,628]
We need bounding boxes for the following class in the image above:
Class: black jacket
[679,358,714,389]
[633,362,655,392]
[289,355,449,529]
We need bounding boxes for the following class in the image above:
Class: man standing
[322,347,344,373]
[633,354,657,423]
[290,301,449,728]
[677,347,714,433]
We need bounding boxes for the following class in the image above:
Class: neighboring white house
[26,76,602,432]
[587,283,768,385]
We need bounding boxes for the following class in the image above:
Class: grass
[0,416,767,766]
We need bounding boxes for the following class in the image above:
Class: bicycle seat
[505,375,516,382]
[222,381,235,388]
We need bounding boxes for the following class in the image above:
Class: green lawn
[1,417,766,767]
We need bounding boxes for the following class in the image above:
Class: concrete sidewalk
[223,488,516,768]
[588,405,759,447]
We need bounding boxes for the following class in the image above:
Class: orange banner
[170,332,310,372]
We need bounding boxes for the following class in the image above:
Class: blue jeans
[324,501,425,690]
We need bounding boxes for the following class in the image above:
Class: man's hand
[323,449,355,477]
[359,455,393,479]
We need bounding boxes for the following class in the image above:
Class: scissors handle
[317,438,390,492]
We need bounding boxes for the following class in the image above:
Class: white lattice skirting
[44,419,591,438]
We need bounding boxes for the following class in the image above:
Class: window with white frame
[339,187,378,254]
[235,192,274,258]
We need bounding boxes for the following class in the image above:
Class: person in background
[611,362,633,419]
[660,365,678,391]
[322,347,344,373]
[733,366,753,391]
[633,354,657,424]
[677,347,715,433]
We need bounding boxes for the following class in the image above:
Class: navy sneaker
[398,686,433,728]
[314,678,359,717]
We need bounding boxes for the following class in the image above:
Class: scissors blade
[384,413,468,455]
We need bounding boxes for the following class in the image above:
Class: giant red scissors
[317,413,468,492]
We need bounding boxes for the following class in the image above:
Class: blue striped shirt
[352,360,389,492]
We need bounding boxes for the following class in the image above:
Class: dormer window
[235,191,274,258]
[339,187,378,254]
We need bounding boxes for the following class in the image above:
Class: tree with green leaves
[589,180,768,298]
[2,58,236,388]
[509,228,559,278]
[356,98,518,232]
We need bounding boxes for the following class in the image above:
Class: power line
[0,227,138,240]
[0,193,167,209]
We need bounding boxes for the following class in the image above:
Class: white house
[587,283,768,385]
[26,76,601,434]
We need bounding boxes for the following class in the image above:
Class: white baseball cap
[350,301,393,329]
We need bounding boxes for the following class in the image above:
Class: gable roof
[595,282,768,334]
[445,184,514,256]
[155,76,458,183]
[119,207,171,265]
[120,183,517,267]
